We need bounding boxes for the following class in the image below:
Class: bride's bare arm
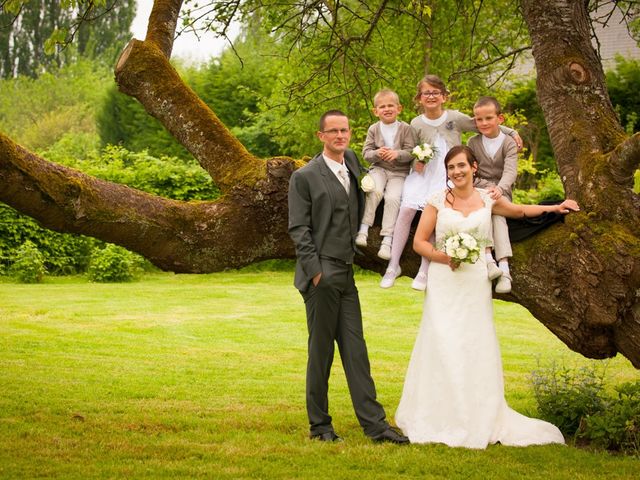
[413,205,450,265]
[492,197,580,218]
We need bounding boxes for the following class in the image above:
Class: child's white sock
[498,259,510,275]
[485,252,496,264]
[382,235,392,246]
[358,224,369,235]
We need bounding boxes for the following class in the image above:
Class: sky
[132,0,237,63]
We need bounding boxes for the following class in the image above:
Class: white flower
[412,142,436,162]
[360,174,375,193]
[459,232,477,249]
[445,236,460,252]
[440,231,483,266]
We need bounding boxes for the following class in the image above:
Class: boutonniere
[359,171,375,192]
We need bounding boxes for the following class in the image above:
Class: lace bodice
[428,189,494,245]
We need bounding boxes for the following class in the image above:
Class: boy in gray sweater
[467,96,518,293]
[356,89,416,260]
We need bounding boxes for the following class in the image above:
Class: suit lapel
[316,153,350,201]
[344,150,364,216]
[344,150,362,193]
[314,155,342,212]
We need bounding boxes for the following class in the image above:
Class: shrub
[41,138,220,201]
[87,244,138,283]
[0,204,95,275]
[530,362,608,435]
[531,363,640,455]
[513,170,565,205]
[10,241,46,283]
[0,136,219,277]
[580,381,640,455]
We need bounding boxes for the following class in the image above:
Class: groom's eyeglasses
[322,128,350,136]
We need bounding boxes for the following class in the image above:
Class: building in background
[592,5,640,68]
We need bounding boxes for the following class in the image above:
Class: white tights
[388,206,431,275]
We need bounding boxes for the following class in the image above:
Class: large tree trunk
[518,0,640,366]
[0,0,639,367]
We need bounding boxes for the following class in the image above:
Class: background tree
[0,0,134,78]
[0,0,639,368]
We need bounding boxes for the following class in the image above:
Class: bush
[580,381,640,455]
[513,171,565,205]
[530,362,608,435]
[0,204,95,275]
[87,244,138,283]
[0,136,219,277]
[41,137,220,201]
[10,241,46,283]
[531,363,640,455]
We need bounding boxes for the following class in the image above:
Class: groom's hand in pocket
[312,272,322,286]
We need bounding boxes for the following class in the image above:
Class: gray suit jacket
[288,150,364,292]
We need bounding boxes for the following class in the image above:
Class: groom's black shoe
[371,427,410,445]
[310,431,343,442]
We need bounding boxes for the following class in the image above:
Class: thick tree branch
[0,132,294,272]
[145,0,183,58]
[115,39,263,192]
[607,132,640,186]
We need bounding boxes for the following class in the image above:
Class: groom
[288,110,409,444]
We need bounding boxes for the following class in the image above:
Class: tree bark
[518,0,640,366]
[0,0,639,367]
[0,133,295,272]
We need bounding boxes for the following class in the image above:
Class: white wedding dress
[395,190,565,449]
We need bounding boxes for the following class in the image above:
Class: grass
[0,268,638,479]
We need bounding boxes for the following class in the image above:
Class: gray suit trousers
[301,257,388,437]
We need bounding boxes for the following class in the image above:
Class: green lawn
[0,269,637,479]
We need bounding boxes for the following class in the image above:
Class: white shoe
[355,233,368,247]
[380,266,401,288]
[377,243,391,260]
[411,272,428,291]
[487,262,503,281]
[495,272,512,293]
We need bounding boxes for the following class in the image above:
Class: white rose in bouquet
[412,142,436,163]
[440,231,483,266]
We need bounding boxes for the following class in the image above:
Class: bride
[395,145,577,448]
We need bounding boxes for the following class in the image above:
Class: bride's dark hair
[444,145,478,207]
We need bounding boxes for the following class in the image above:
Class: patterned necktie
[339,168,350,195]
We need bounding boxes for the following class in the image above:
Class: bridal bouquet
[412,142,436,163]
[441,231,481,265]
